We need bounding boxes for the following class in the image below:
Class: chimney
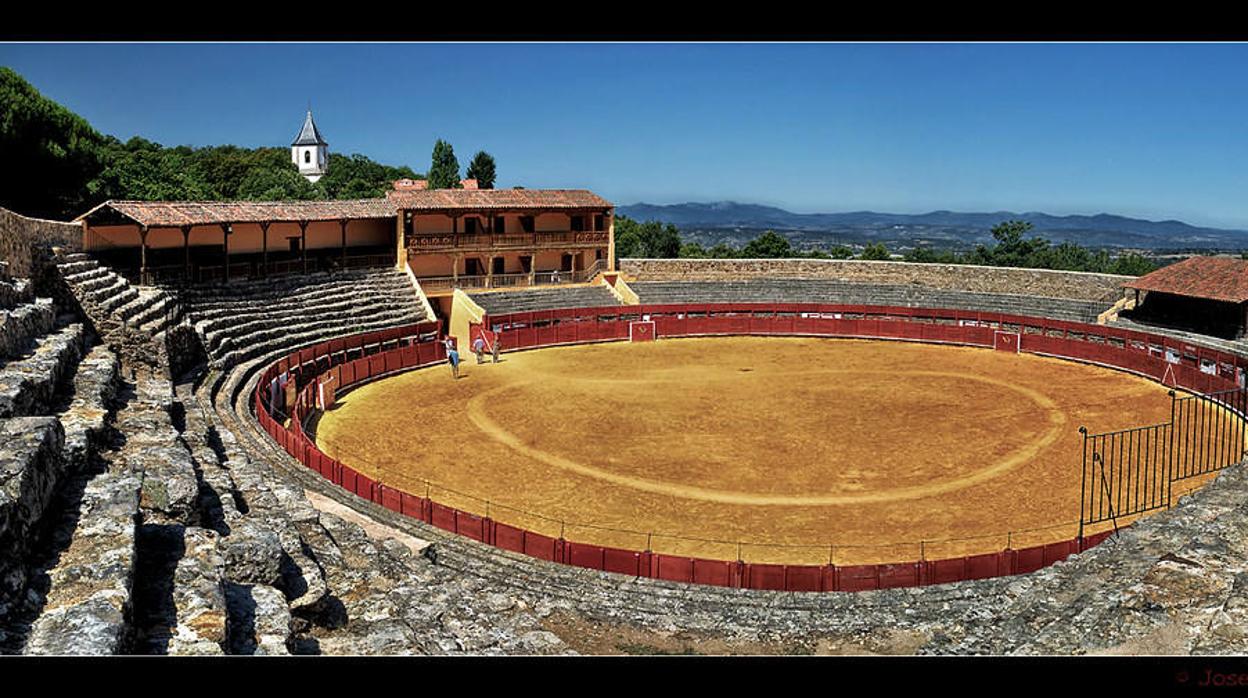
[460,178,479,190]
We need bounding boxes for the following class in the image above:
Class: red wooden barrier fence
[252,304,1245,593]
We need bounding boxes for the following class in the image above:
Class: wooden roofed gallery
[76,199,400,284]
[1123,256,1248,339]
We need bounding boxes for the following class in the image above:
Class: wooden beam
[139,225,149,286]
[299,220,309,275]
[221,223,232,284]
[182,225,192,284]
[260,221,271,277]
[340,219,349,270]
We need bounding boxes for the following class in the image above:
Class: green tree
[827,245,854,259]
[1109,252,1156,276]
[316,153,419,199]
[613,215,644,259]
[0,67,113,218]
[611,215,682,259]
[427,139,461,189]
[741,230,794,258]
[639,221,682,258]
[678,241,708,258]
[860,242,891,260]
[237,166,319,200]
[465,151,497,189]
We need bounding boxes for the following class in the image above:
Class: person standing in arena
[472,335,487,364]
[491,335,501,363]
[447,344,461,379]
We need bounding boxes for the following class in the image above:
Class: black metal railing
[1079,386,1248,537]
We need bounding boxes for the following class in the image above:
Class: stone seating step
[0,322,86,419]
[0,417,67,601]
[0,299,56,362]
[21,451,143,655]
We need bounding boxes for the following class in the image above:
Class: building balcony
[417,260,606,293]
[408,230,609,252]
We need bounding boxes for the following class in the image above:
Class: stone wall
[0,207,80,280]
[620,258,1133,303]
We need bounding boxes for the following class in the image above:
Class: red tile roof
[1124,256,1248,304]
[76,200,398,227]
[387,188,612,211]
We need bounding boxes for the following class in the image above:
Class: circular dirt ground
[314,336,1213,565]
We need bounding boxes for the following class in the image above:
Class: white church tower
[291,109,328,183]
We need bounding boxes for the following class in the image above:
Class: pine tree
[465,151,497,189]
[428,139,461,189]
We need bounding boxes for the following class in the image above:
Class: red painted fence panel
[430,502,457,532]
[494,523,526,554]
[522,531,558,561]
[691,559,734,588]
[837,565,879,592]
[747,564,786,591]
[566,542,606,570]
[603,547,643,577]
[785,565,824,592]
[655,555,694,584]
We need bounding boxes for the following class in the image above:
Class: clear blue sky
[4,42,1248,228]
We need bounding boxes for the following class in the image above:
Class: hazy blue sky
[4,42,1248,228]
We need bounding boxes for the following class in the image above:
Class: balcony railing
[418,261,607,293]
[408,230,610,251]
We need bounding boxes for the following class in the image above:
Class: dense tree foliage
[0,67,113,219]
[427,139,461,190]
[0,68,424,218]
[465,151,497,189]
[859,242,892,260]
[614,216,682,258]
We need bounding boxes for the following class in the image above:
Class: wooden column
[452,254,460,284]
[396,211,408,271]
[299,221,309,274]
[260,221,270,277]
[339,219,349,270]
[607,209,616,271]
[181,225,191,283]
[139,225,149,285]
[221,223,232,284]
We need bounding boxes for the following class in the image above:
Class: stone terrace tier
[629,279,1113,323]
[471,285,623,316]
[621,258,1130,303]
[177,268,428,373]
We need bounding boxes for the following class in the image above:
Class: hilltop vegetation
[616,215,1158,275]
[0,67,420,220]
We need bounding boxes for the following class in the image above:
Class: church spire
[292,109,328,147]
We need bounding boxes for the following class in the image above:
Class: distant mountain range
[617,201,1248,251]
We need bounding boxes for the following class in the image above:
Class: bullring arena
[5,198,1248,656]
[317,336,1185,565]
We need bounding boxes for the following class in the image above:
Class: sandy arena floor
[314,336,1223,565]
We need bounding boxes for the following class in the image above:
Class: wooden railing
[408,230,610,251]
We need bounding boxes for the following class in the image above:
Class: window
[304,151,311,164]
[494,216,506,233]
[520,216,535,233]
[594,214,605,231]
[464,218,479,235]
[289,238,300,252]
[570,216,585,232]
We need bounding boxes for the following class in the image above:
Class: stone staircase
[54,253,184,378]
[471,285,622,316]
[629,279,1112,323]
